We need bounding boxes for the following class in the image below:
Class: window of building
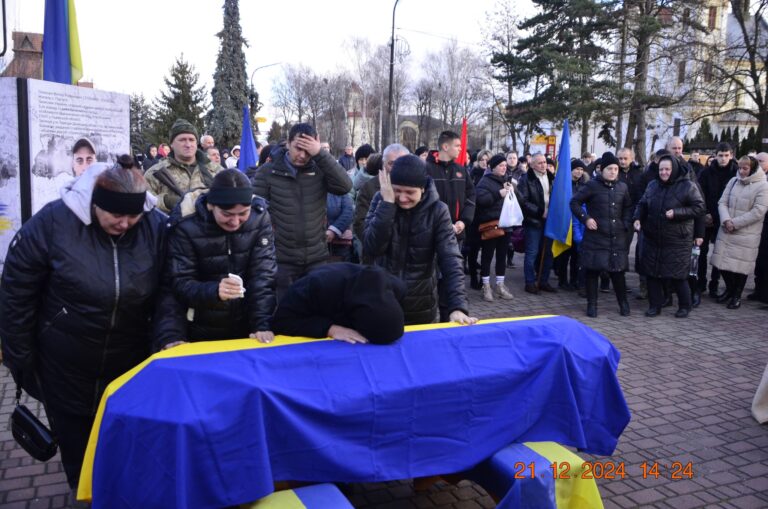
[704,61,713,82]
[673,118,681,136]
[708,6,718,29]
[677,61,686,84]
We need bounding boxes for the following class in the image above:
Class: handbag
[10,381,58,462]
[478,219,506,241]
[509,226,526,253]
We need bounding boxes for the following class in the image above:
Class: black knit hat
[355,144,375,162]
[571,159,587,171]
[599,151,620,169]
[169,118,199,143]
[488,154,506,170]
[390,154,427,188]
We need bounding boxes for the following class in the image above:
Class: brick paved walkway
[2,257,768,508]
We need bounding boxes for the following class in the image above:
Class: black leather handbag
[11,383,58,462]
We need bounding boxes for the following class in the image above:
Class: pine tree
[208,0,249,150]
[514,0,616,153]
[153,55,207,144]
[130,93,154,155]
[267,121,282,143]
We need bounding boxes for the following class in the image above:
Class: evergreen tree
[153,55,207,144]
[693,118,715,143]
[267,121,282,143]
[513,0,617,153]
[733,126,741,154]
[208,0,249,150]
[129,93,154,155]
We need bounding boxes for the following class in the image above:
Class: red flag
[456,117,468,166]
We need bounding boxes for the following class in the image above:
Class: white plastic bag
[499,190,523,228]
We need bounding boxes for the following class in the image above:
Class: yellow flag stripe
[67,0,83,84]
[244,489,307,509]
[77,315,555,501]
[524,442,604,509]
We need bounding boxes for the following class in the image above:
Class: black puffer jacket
[634,161,706,279]
[474,173,507,224]
[425,156,476,226]
[363,180,468,325]
[252,147,351,267]
[516,168,554,228]
[0,200,166,416]
[570,175,633,272]
[699,159,738,225]
[159,193,277,345]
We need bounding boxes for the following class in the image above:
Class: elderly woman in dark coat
[634,155,706,318]
[570,152,633,317]
[0,158,166,492]
[156,169,277,349]
[364,155,477,325]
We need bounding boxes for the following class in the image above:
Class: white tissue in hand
[228,273,246,297]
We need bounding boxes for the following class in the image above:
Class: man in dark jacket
[426,131,477,237]
[516,153,556,293]
[338,145,356,174]
[272,263,406,344]
[425,131,476,319]
[252,123,352,298]
[688,150,705,179]
[697,142,737,297]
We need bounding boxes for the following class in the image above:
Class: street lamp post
[386,0,401,146]
[249,61,282,91]
[248,62,282,134]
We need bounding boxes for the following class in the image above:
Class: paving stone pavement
[2,255,767,508]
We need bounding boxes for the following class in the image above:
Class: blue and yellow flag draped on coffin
[78,316,630,509]
[544,120,573,258]
[43,0,83,85]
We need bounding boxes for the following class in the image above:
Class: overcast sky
[4,0,534,124]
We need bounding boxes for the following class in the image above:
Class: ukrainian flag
[544,120,572,257]
[43,0,83,85]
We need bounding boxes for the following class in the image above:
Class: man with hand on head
[252,123,352,298]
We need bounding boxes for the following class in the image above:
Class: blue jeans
[524,225,553,285]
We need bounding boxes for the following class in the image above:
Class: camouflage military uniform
[144,150,222,213]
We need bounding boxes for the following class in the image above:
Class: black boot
[727,275,746,309]
[619,299,630,316]
[586,275,599,317]
[691,291,701,308]
[716,290,732,304]
[470,272,481,290]
[612,273,630,316]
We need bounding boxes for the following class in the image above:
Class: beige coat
[711,170,768,275]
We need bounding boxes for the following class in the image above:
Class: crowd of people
[2,117,768,500]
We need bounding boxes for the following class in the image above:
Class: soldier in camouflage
[144,119,223,213]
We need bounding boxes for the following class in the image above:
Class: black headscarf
[657,155,680,185]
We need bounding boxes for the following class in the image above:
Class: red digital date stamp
[509,460,694,480]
